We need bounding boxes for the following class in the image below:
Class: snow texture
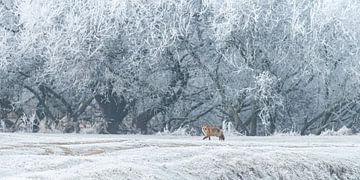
[0,133,360,179]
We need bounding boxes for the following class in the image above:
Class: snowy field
[0,133,360,180]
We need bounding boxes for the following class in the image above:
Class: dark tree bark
[23,85,55,131]
[134,107,162,134]
[249,117,257,136]
[315,111,332,135]
[0,98,12,119]
[0,98,15,131]
[95,81,133,134]
[300,100,349,135]
[134,53,189,134]
[249,104,258,136]
[134,89,184,134]
[269,115,276,135]
[39,84,94,133]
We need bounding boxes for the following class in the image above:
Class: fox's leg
[208,136,211,140]
[203,136,208,140]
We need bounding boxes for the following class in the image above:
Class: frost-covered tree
[1,0,360,135]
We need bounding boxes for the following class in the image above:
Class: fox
[202,125,225,141]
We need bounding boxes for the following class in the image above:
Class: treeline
[1,0,360,135]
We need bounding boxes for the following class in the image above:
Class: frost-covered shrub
[17,113,39,133]
[0,119,13,132]
[272,131,301,136]
[320,126,353,136]
[222,121,243,136]
[80,127,97,134]
[157,125,197,136]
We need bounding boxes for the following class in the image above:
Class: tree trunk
[23,85,55,130]
[0,98,12,119]
[41,85,94,133]
[95,92,131,134]
[249,105,258,136]
[269,115,276,135]
[315,111,331,135]
[135,107,162,134]
[134,53,189,134]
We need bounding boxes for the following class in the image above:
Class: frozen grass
[320,126,354,136]
[0,133,360,179]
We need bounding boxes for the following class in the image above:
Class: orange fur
[201,125,225,141]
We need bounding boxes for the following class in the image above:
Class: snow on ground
[0,133,360,180]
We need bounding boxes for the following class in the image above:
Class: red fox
[202,125,225,140]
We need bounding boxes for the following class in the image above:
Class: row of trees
[1,0,360,135]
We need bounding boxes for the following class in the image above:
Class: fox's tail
[219,133,225,141]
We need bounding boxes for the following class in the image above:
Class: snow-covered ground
[0,133,360,180]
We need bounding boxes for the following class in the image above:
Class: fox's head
[202,124,209,130]
[201,124,209,135]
